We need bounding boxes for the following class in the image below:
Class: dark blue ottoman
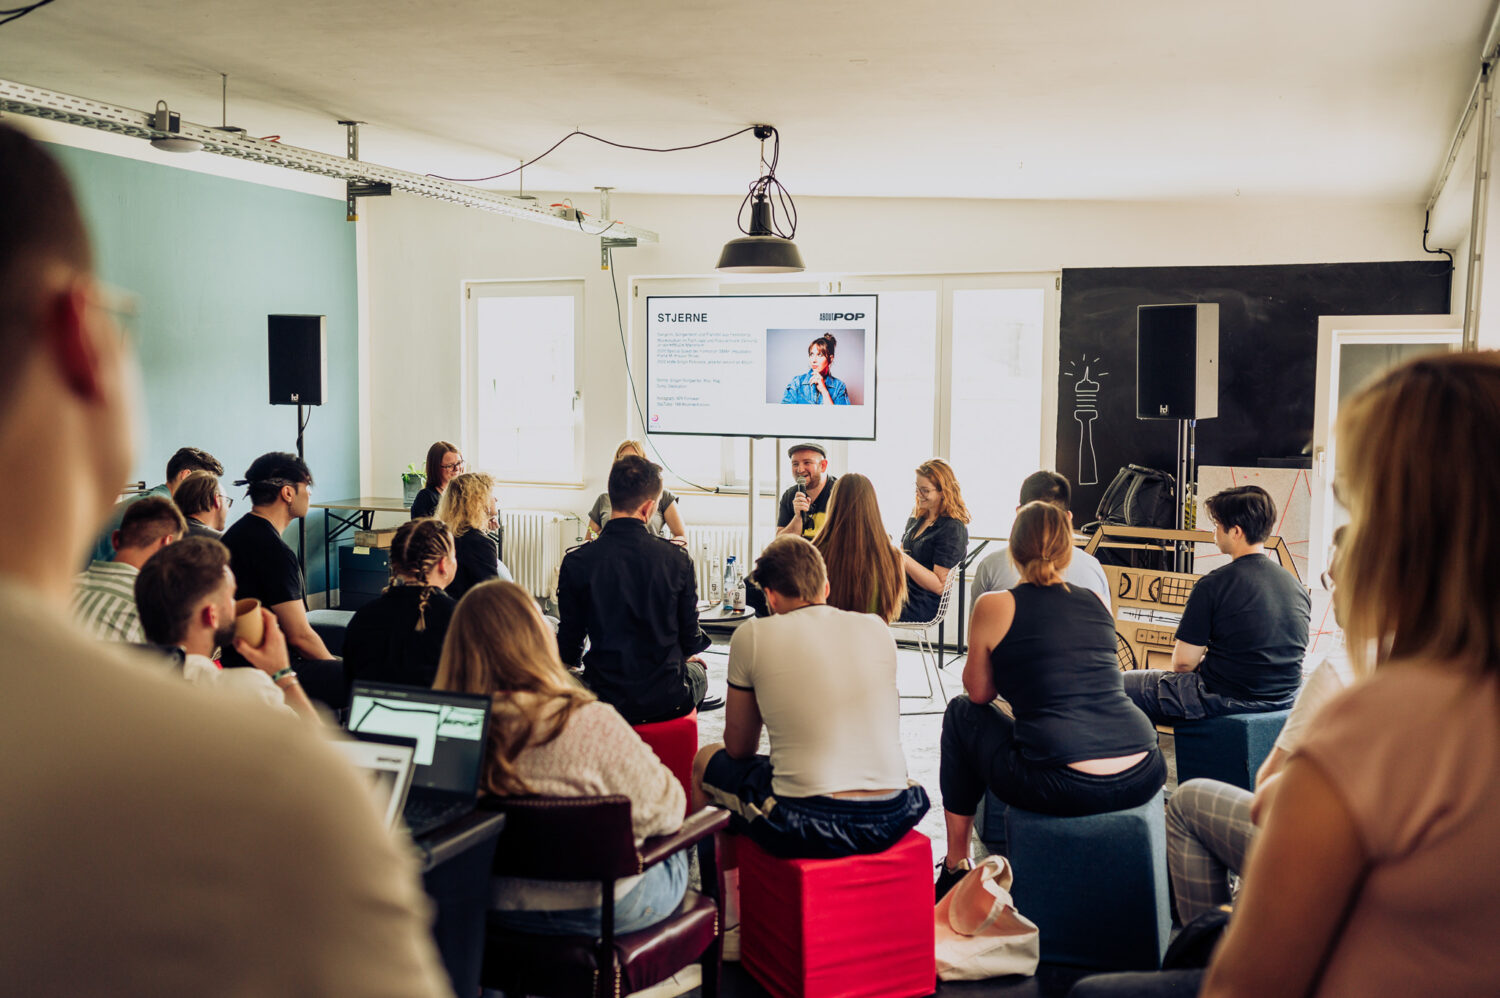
[1004,790,1170,971]
[977,789,1008,856]
[1173,709,1291,791]
[307,608,355,657]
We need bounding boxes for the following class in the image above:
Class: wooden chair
[480,795,729,998]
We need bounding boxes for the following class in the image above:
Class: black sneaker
[935,858,971,902]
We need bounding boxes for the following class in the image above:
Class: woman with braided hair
[342,518,459,688]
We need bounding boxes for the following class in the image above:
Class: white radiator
[501,509,582,599]
[684,525,759,603]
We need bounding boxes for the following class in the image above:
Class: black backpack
[1085,465,1178,570]
[1093,464,1177,529]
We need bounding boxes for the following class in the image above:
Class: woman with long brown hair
[436,471,512,599]
[342,518,457,688]
[410,440,464,519]
[935,501,1164,900]
[1193,353,1500,998]
[811,473,906,622]
[434,581,687,935]
[898,458,972,623]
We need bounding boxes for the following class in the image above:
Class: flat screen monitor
[646,294,878,440]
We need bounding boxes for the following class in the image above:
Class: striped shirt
[72,561,144,644]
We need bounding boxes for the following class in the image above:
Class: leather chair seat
[484,891,718,996]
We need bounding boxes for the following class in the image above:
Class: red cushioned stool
[631,711,698,816]
[739,829,935,998]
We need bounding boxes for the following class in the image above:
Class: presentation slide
[647,295,878,439]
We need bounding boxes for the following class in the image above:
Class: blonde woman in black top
[437,472,513,600]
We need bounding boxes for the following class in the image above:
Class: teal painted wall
[50,143,359,595]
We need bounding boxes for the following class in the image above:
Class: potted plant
[401,463,425,506]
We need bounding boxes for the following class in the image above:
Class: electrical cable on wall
[604,246,718,494]
[427,125,759,183]
[0,0,56,27]
[1422,208,1455,271]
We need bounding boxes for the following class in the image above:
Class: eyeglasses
[217,493,235,510]
[915,486,941,498]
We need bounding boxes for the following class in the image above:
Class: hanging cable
[428,125,759,183]
[604,246,718,493]
[0,0,57,27]
[734,125,797,239]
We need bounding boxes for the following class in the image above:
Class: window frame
[462,277,587,488]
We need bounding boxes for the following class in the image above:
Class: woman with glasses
[410,441,465,519]
[897,458,971,623]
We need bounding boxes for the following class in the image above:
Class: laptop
[345,682,492,837]
[329,733,418,831]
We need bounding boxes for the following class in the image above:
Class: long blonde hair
[433,581,595,796]
[1335,352,1500,677]
[812,473,906,621]
[911,458,972,524]
[437,471,496,536]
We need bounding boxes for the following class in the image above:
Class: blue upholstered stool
[306,608,355,657]
[1002,790,1170,971]
[1173,709,1291,791]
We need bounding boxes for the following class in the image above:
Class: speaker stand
[1173,418,1197,573]
[296,403,306,575]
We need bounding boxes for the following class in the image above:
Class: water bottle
[722,556,737,611]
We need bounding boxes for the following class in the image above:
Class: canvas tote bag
[934,855,1040,980]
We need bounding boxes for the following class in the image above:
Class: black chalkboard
[1057,262,1451,518]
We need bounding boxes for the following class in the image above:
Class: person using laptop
[0,122,448,996]
[133,535,320,721]
[438,580,688,934]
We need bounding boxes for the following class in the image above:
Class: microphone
[795,474,808,494]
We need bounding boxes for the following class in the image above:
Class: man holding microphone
[776,442,838,540]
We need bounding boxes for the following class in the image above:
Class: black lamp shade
[716,235,805,273]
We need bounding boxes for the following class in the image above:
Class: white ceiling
[1,0,1492,202]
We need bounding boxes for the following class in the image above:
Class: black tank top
[989,583,1157,765]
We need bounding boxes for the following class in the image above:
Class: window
[948,287,1048,538]
[465,281,584,485]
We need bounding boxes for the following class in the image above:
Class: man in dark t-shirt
[222,452,345,707]
[775,442,837,541]
[1122,486,1310,724]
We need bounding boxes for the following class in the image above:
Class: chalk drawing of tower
[1071,360,1105,486]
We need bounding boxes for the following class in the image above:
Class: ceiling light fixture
[717,124,804,274]
[148,100,203,153]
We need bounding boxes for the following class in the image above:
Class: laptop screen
[329,736,417,829]
[346,683,491,795]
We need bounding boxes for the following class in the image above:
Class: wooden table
[309,496,411,607]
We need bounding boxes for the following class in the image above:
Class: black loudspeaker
[268,314,327,406]
[1136,303,1218,420]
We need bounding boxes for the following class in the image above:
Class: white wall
[363,189,1432,526]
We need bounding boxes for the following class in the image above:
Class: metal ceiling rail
[0,78,659,243]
